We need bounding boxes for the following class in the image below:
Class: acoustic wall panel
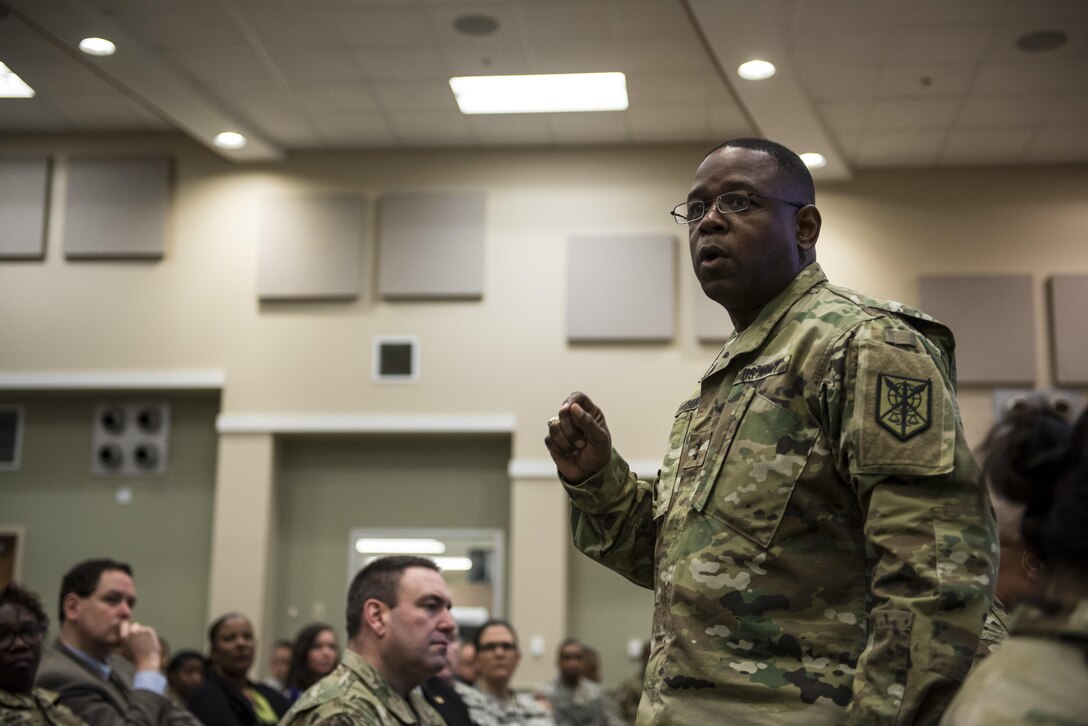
[378,192,484,299]
[695,285,735,343]
[1049,275,1088,385]
[919,274,1035,385]
[63,157,171,259]
[257,194,364,300]
[567,235,674,342]
[0,158,50,259]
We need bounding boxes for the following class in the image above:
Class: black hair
[981,404,1088,571]
[345,555,439,639]
[58,558,132,623]
[705,137,815,205]
[1,581,48,627]
[286,622,338,691]
[166,649,207,676]
[473,618,518,650]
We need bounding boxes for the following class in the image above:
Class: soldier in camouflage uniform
[546,138,997,725]
[280,556,454,726]
[0,583,87,726]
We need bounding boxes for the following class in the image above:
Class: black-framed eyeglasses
[0,624,47,649]
[670,190,805,224]
[478,641,517,653]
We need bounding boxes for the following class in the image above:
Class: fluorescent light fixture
[449,72,628,114]
[355,538,446,554]
[737,60,776,80]
[213,131,247,149]
[0,62,34,98]
[432,556,473,572]
[800,152,827,169]
[79,37,116,56]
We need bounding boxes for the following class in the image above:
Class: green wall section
[272,434,512,644]
[0,392,219,653]
[567,537,654,690]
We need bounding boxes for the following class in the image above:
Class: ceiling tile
[817,100,872,133]
[110,7,247,49]
[625,72,713,106]
[708,104,753,139]
[885,25,994,63]
[957,95,1052,127]
[1046,94,1088,124]
[467,114,552,145]
[314,111,395,146]
[166,46,276,90]
[867,99,961,130]
[939,127,1035,164]
[890,0,1006,24]
[619,36,711,72]
[1022,123,1088,162]
[521,2,614,42]
[354,45,450,80]
[972,60,1076,94]
[266,50,364,84]
[800,64,880,100]
[856,130,944,166]
[389,109,473,146]
[612,2,693,39]
[296,84,382,112]
[875,64,975,98]
[372,80,459,111]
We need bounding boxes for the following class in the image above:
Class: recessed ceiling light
[800,152,827,169]
[79,37,116,56]
[454,14,499,36]
[737,60,776,80]
[1016,29,1068,52]
[449,72,628,114]
[0,61,35,98]
[213,131,247,149]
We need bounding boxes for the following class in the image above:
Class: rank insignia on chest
[875,373,932,441]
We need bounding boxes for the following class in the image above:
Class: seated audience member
[455,619,554,726]
[166,651,206,708]
[283,623,338,703]
[548,639,622,726]
[186,613,287,726]
[0,581,87,724]
[452,640,477,686]
[35,558,199,726]
[972,402,1066,664]
[612,642,649,725]
[281,555,454,725]
[941,406,1088,725]
[421,630,473,726]
[260,640,291,694]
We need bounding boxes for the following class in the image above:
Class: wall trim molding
[0,370,226,390]
[216,413,517,435]
[509,458,661,480]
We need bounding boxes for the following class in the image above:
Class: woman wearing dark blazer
[187,613,287,726]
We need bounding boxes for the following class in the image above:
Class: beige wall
[2,132,1086,688]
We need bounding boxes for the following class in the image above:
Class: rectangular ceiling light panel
[0,62,35,98]
[449,72,628,114]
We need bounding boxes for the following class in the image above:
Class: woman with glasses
[454,620,553,726]
[0,581,88,724]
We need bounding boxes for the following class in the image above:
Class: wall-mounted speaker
[91,402,170,477]
[372,336,419,383]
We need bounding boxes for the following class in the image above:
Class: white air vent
[91,401,170,477]
[0,406,24,470]
[373,336,420,384]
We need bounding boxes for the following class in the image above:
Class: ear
[1021,548,1047,583]
[62,593,82,623]
[363,600,388,638]
[795,204,821,256]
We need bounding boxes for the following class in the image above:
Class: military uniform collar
[341,649,426,724]
[1009,598,1088,642]
[703,263,827,381]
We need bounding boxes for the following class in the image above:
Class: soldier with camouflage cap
[545,138,997,725]
[279,556,455,726]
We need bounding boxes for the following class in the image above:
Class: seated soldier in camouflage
[279,556,456,726]
[942,405,1088,724]
[453,620,553,726]
[546,138,997,725]
[0,582,87,725]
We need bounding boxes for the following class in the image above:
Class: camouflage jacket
[0,688,88,726]
[563,264,997,725]
[546,678,624,726]
[940,599,1088,725]
[278,650,444,726]
[970,598,1010,668]
[452,681,554,726]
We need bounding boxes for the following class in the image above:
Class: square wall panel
[257,193,364,300]
[919,274,1036,385]
[567,235,675,342]
[0,158,50,259]
[63,157,171,259]
[1049,275,1088,385]
[378,192,485,299]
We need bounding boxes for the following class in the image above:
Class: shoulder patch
[875,374,931,441]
